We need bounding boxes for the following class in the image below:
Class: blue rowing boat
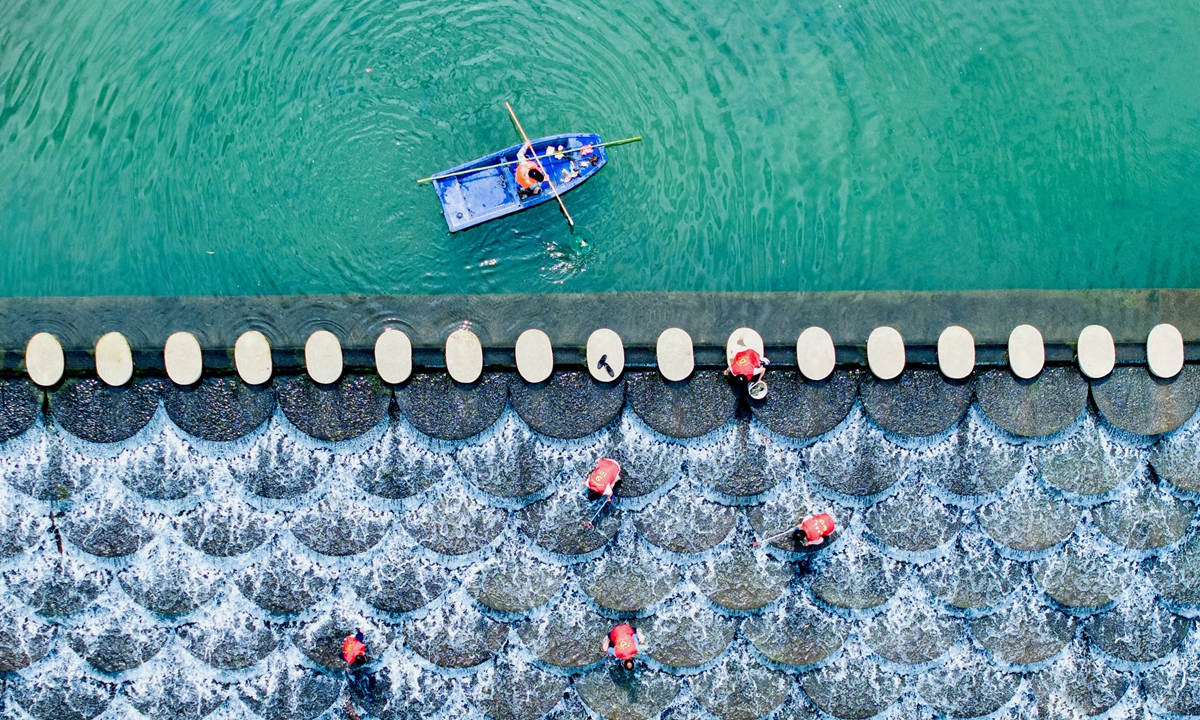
[431,133,607,232]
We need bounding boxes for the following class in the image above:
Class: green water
[1,0,1198,297]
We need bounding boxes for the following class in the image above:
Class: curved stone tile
[626,370,738,439]
[229,433,329,500]
[1092,478,1195,550]
[163,376,275,442]
[970,594,1075,665]
[465,543,564,613]
[977,474,1079,552]
[749,370,859,439]
[350,652,450,720]
[578,534,679,612]
[1028,638,1131,718]
[975,368,1088,437]
[931,417,1026,497]
[469,651,569,720]
[1032,422,1140,497]
[807,416,909,498]
[1083,584,1189,663]
[575,665,682,720]
[634,488,736,554]
[509,371,625,439]
[180,492,276,557]
[515,592,610,668]
[1032,536,1130,609]
[353,426,453,499]
[862,583,963,665]
[0,603,55,671]
[116,441,206,501]
[920,532,1022,610]
[403,483,506,555]
[691,422,793,498]
[769,695,823,720]
[124,649,226,720]
[292,602,395,670]
[518,488,621,556]
[800,642,905,719]
[596,423,686,498]
[394,371,508,441]
[1146,532,1200,607]
[0,378,41,441]
[9,653,114,720]
[2,431,90,500]
[643,594,736,668]
[234,542,336,614]
[238,649,341,720]
[1092,365,1200,436]
[61,489,156,558]
[860,370,972,437]
[1151,424,1200,494]
[693,546,792,612]
[743,592,849,667]
[690,649,791,720]
[67,596,170,673]
[5,553,110,617]
[1143,637,1200,716]
[276,373,390,442]
[810,540,902,611]
[118,541,221,616]
[49,378,161,443]
[457,421,566,498]
[915,648,1021,719]
[0,485,50,558]
[177,591,278,670]
[351,546,450,614]
[406,593,507,668]
[865,484,964,554]
[288,493,390,556]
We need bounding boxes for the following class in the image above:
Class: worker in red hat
[726,347,770,382]
[584,458,622,501]
[795,513,836,546]
[342,629,367,668]
[602,623,644,670]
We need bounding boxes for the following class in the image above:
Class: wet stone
[915,648,1021,719]
[860,370,972,438]
[0,378,41,441]
[977,474,1079,552]
[810,540,902,611]
[518,489,621,556]
[626,370,738,439]
[1032,538,1129,609]
[975,367,1088,437]
[745,492,850,554]
[862,584,963,665]
[177,592,279,670]
[1092,365,1200,436]
[118,542,221,616]
[49,378,161,443]
[634,488,736,554]
[229,433,328,500]
[403,483,506,555]
[1028,639,1131,718]
[865,484,964,554]
[0,488,50,558]
[351,547,449,613]
[806,416,908,498]
[292,604,395,670]
[920,533,1022,610]
[288,493,390,556]
[1083,585,1189,663]
[642,593,736,668]
[690,422,790,498]
[180,493,275,557]
[234,543,336,614]
[1151,424,1200,493]
[575,665,683,720]
[162,376,275,442]
[67,599,170,673]
[238,651,341,720]
[465,544,565,613]
[9,653,113,720]
[4,431,88,500]
[1143,638,1200,715]
[743,592,849,667]
[457,423,566,498]
[598,423,686,498]
[351,655,450,720]
[406,595,508,668]
[693,546,793,612]
[1033,424,1142,499]
[5,553,110,617]
[578,534,680,612]
[61,491,156,558]
[124,652,226,720]
[275,373,390,442]
[748,370,859,439]
[800,643,905,719]
[931,417,1026,497]
[509,371,625,439]
[690,650,791,720]
[0,604,55,671]
[770,695,823,720]
[353,427,453,499]
[515,593,610,668]
[469,652,569,720]
[117,442,204,500]
[1146,533,1200,606]
[1092,478,1195,550]
[969,595,1075,665]
[394,371,508,441]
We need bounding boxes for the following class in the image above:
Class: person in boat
[726,347,770,383]
[584,458,622,501]
[792,513,836,546]
[602,623,644,670]
[515,142,546,198]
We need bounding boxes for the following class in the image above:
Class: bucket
[748,380,768,400]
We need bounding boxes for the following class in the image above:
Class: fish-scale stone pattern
[0,368,1198,720]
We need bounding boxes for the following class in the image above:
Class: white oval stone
[445,328,483,384]
[796,327,836,381]
[234,331,273,385]
[1148,323,1185,379]
[938,326,975,380]
[26,332,64,387]
[587,328,624,382]
[657,328,694,382]
[305,330,343,385]
[515,329,554,384]
[95,332,133,386]
[164,332,203,386]
[375,329,413,384]
[726,327,765,367]
[1008,324,1045,379]
[1077,325,1115,379]
[867,327,905,380]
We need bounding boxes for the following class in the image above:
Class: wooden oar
[505,101,573,227]
[417,136,642,184]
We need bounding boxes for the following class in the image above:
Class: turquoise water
[1,0,1199,297]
